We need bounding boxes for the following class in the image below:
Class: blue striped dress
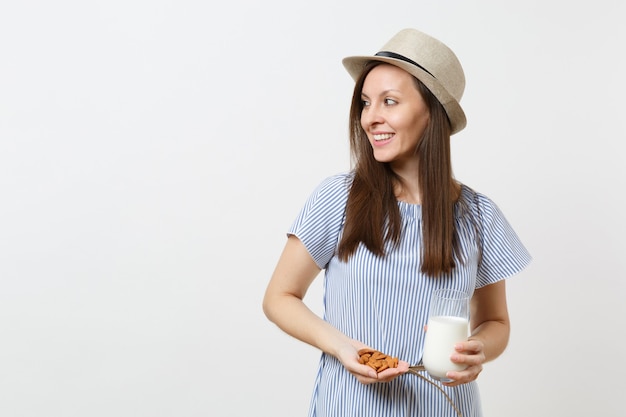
[288,172,532,417]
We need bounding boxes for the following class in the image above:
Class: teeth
[373,133,394,141]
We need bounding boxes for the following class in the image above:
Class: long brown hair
[337,61,460,277]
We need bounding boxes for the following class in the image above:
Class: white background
[1,1,624,416]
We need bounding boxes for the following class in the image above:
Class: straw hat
[342,28,466,134]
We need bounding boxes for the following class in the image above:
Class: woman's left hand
[441,339,485,386]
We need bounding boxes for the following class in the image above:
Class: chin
[372,152,394,163]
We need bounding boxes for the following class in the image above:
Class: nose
[361,105,384,129]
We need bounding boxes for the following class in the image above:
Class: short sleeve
[474,193,532,287]
[288,173,352,269]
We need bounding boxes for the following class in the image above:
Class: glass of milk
[422,288,470,382]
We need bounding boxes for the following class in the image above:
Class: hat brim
[342,55,466,135]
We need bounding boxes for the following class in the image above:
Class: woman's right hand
[264,237,409,384]
[337,342,409,385]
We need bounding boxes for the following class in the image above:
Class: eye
[361,99,370,107]
[384,98,398,106]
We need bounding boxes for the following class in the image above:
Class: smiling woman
[1,2,623,417]
[262,28,531,417]
[359,64,431,175]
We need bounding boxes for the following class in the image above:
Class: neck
[390,160,421,204]
[393,176,421,205]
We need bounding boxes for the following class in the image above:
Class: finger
[462,338,484,351]
[397,360,410,372]
[353,373,379,385]
[450,351,483,368]
[454,341,482,355]
[444,365,482,385]
[357,363,378,379]
[376,367,404,383]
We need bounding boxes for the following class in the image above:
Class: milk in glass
[422,315,469,381]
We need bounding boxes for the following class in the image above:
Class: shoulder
[307,172,354,204]
[295,171,354,219]
[458,183,532,281]
[458,183,501,216]
[317,172,354,192]
[456,183,513,234]
[289,172,354,268]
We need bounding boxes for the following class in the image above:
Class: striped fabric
[288,172,532,417]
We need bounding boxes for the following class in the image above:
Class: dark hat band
[375,51,435,78]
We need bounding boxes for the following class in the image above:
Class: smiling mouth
[373,133,394,141]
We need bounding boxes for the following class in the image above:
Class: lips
[373,133,394,141]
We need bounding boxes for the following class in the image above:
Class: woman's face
[360,64,430,167]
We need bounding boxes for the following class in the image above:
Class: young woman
[263,28,531,417]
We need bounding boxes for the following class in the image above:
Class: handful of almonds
[358,348,399,373]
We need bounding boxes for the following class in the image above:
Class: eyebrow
[361,89,402,98]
